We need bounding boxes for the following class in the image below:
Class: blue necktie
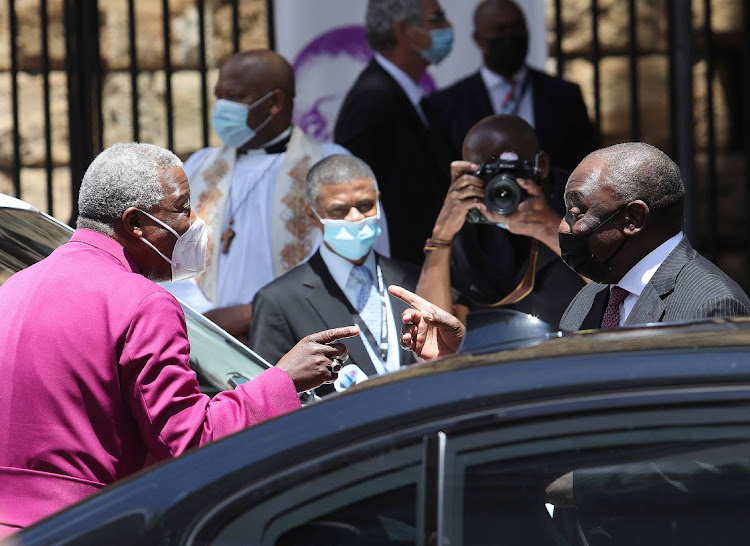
[348,265,382,347]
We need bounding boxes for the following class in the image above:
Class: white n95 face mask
[138,210,208,282]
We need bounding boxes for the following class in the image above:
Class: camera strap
[475,239,539,307]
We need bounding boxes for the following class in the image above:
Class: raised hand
[388,285,465,362]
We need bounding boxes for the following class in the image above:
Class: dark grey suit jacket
[559,237,750,331]
[248,250,420,395]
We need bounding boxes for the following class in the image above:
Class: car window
[0,208,72,286]
[443,405,750,546]
[207,444,423,545]
[184,307,270,394]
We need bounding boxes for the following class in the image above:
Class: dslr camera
[466,157,541,224]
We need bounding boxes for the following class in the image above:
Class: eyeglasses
[423,8,447,26]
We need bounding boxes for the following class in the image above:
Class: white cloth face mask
[138,210,208,282]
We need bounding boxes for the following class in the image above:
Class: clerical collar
[238,126,293,155]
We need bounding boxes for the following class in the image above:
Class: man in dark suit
[249,155,420,396]
[334,0,454,265]
[387,142,750,360]
[416,114,584,327]
[425,0,598,172]
[558,141,750,331]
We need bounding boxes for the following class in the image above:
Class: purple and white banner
[271,0,547,143]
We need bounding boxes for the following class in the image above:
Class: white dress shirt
[480,65,535,128]
[614,232,684,325]
[374,53,429,126]
[319,244,400,376]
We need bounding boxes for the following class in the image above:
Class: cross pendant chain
[221,217,236,254]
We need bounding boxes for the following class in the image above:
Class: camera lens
[484,174,523,215]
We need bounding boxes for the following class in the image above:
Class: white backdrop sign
[271,0,547,142]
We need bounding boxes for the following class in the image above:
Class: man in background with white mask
[0,143,358,534]
[163,49,388,345]
[335,0,454,265]
[249,155,420,397]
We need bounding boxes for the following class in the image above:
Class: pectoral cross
[221,217,236,254]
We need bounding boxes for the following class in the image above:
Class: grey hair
[305,154,379,208]
[588,142,684,212]
[77,142,183,235]
[365,0,423,52]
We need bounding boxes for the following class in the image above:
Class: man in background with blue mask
[162,50,389,345]
[249,155,420,397]
[335,0,454,266]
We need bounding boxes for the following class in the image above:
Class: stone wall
[0,0,743,229]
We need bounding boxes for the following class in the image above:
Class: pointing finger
[388,285,435,311]
[307,326,360,345]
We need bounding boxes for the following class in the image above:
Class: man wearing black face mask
[558,142,750,331]
[425,0,598,173]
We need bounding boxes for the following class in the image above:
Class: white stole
[189,127,325,304]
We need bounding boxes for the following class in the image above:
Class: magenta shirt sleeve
[119,292,301,461]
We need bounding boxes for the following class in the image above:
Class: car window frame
[196,442,426,545]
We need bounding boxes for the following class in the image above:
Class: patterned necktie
[601,286,629,328]
[500,77,516,113]
[348,265,382,343]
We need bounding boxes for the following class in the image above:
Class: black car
[12,315,750,545]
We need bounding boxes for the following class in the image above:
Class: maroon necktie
[601,286,629,328]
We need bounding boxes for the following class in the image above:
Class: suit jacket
[334,59,452,264]
[559,237,750,331]
[424,68,599,172]
[248,250,421,395]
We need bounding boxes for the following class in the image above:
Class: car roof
[0,192,42,211]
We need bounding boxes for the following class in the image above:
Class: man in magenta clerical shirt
[0,142,356,536]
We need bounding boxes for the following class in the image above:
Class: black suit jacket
[248,250,420,395]
[424,68,598,172]
[334,59,452,265]
[559,237,750,331]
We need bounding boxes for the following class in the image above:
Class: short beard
[144,271,173,283]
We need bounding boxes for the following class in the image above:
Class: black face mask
[486,33,528,77]
[558,206,628,283]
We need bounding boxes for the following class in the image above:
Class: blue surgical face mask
[415,26,454,65]
[312,205,382,261]
[211,91,274,148]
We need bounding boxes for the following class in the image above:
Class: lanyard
[350,264,389,364]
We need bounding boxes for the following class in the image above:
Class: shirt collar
[616,232,684,296]
[239,125,293,157]
[319,243,376,290]
[480,64,528,89]
[374,53,425,109]
[69,228,142,274]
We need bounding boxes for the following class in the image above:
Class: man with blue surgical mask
[249,155,420,397]
[161,50,389,345]
[335,0,454,266]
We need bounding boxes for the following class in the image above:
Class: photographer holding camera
[416,114,584,325]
